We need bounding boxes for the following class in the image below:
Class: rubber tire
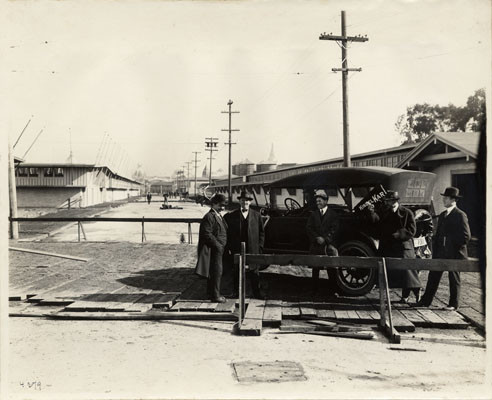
[329,240,377,296]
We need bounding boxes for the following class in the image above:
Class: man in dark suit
[195,193,228,303]
[224,190,265,298]
[306,190,339,290]
[418,187,471,310]
[367,191,421,303]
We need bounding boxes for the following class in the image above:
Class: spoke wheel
[330,240,377,296]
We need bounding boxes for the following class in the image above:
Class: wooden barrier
[234,253,479,342]
[10,216,202,243]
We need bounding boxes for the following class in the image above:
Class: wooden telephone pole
[320,11,368,167]
[8,139,19,239]
[192,152,200,197]
[221,100,239,205]
[205,138,219,186]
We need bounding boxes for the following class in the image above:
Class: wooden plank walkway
[237,299,265,336]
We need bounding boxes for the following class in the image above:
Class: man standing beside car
[224,190,265,299]
[195,193,228,303]
[367,191,421,303]
[306,190,339,292]
[417,187,471,310]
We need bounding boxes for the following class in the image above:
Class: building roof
[18,162,96,168]
[396,131,479,168]
[434,132,479,156]
[251,142,415,177]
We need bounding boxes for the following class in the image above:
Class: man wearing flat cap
[367,190,421,303]
[418,187,471,310]
[306,189,339,291]
[224,190,265,298]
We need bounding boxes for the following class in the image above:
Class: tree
[396,89,486,144]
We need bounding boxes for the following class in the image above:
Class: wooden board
[434,310,469,329]
[417,309,448,328]
[334,310,350,320]
[299,303,317,318]
[346,310,360,320]
[50,311,237,321]
[171,301,201,312]
[237,299,265,336]
[399,309,427,326]
[458,307,485,330]
[389,310,415,332]
[198,302,219,312]
[316,309,336,319]
[281,302,301,319]
[215,299,236,313]
[355,310,376,323]
[262,300,282,328]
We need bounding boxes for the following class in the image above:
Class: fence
[9,217,202,243]
[235,246,480,343]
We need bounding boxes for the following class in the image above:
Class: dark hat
[314,189,328,200]
[238,190,254,200]
[440,186,461,198]
[210,193,227,205]
[384,190,400,201]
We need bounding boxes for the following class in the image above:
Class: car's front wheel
[328,240,377,296]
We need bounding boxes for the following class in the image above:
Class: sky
[1,0,490,179]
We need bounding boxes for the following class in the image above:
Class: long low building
[15,163,142,208]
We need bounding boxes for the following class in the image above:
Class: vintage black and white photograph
[1,0,490,399]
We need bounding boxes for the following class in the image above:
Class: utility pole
[205,137,219,186]
[185,161,192,194]
[320,11,368,168]
[221,100,239,205]
[192,151,201,197]
[8,138,19,239]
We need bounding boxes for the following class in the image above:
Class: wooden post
[78,221,81,242]
[141,217,145,242]
[381,257,395,335]
[188,222,192,244]
[68,198,71,209]
[239,242,246,325]
[378,260,386,329]
[80,221,87,240]
[8,140,19,239]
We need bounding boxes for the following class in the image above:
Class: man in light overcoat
[418,187,471,310]
[195,193,228,303]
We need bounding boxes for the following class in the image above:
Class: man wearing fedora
[367,190,421,303]
[418,187,471,310]
[195,193,228,303]
[224,190,265,299]
[306,189,339,291]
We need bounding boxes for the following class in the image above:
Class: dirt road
[6,202,490,399]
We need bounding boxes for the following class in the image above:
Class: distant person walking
[195,194,228,303]
[224,191,265,299]
[306,190,339,292]
[146,192,152,205]
[367,191,421,303]
[418,187,471,310]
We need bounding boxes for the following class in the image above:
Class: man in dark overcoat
[224,190,265,298]
[306,190,339,291]
[195,193,228,303]
[418,187,471,310]
[367,191,421,303]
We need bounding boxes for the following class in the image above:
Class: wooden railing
[9,217,202,243]
[235,248,480,343]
